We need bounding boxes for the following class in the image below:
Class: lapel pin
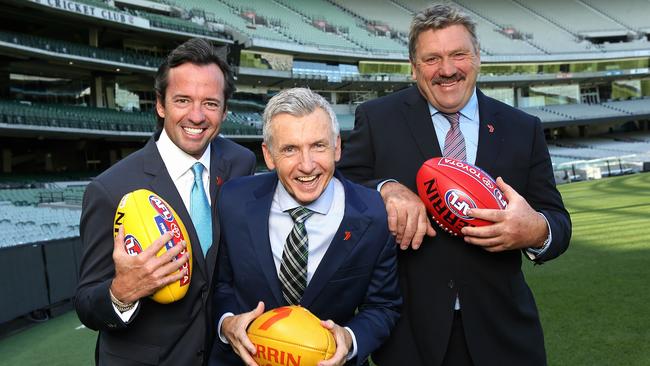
[487,124,495,133]
[216,176,223,186]
[344,231,352,241]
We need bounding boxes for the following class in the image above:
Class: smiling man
[209,88,401,366]
[75,38,256,365]
[338,4,571,366]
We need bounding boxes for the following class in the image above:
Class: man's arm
[74,180,189,330]
[339,105,435,250]
[75,180,130,331]
[461,119,571,263]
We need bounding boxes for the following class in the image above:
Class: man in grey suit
[75,38,256,366]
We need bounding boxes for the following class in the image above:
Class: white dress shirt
[112,129,211,321]
[269,176,344,283]
[219,177,359,359]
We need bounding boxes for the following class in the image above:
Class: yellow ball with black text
[247,306,336,366]
[113,189,192,304]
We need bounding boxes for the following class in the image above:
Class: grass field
[1,172,649,365]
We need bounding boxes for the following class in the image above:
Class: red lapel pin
[216,176,223,186]
[487,124,495,133]
[344,231,351,241]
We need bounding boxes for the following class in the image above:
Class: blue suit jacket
[75,132,255,366]
[209,171,401,366]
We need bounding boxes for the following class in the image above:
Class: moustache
[431,74,465,85]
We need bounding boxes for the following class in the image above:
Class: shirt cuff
[218,312,235,344]
[344,326,358,361]
[112,301,139,323]
[377,179,398,193]
[526,212,552,260]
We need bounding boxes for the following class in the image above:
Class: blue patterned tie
[190,162,212,255]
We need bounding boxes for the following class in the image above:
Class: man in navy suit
[338,4,571,366]
[75,38,256,365]
[209,88,401,366]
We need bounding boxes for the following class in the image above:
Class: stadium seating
[583,0,650,32]
[0,100,267,136]
[0,31,164,69]
[515,0,627,37]
[0,100,157,132]
[0,203,81,247]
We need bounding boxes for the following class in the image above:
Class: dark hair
[154,38,235,129]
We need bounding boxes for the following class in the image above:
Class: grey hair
[262,88,340,148]
[409,3,479,61]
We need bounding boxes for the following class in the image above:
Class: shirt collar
[427,87,478,121]
[276,176,337,215]
[156,128,211,180]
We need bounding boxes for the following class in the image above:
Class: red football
[416,157,508,236]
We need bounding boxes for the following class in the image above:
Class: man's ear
[334,135,342,162]
[262,143,276,171]
[155,95,165,119]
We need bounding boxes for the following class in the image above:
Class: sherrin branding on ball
[416,157,508,236]
[113,189,192,304]
[247,306,336,366]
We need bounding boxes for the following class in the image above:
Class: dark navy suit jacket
[209,170,401,366]
[338,86,571,366]
[75,132,255,366]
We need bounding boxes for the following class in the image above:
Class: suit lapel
[301,174,371,307]
[143,138,208,280]
[474,89,504,173]
[246,173,285,305]
[206,140,231,277]
[401,86,441,160]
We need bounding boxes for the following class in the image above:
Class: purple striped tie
[441,112,466,161]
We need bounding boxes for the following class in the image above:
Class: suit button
[448,280,455,289]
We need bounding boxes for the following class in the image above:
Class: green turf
[1,173,649,365]
[0,311,96,366]
[524,172,650,365]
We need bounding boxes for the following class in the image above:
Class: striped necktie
[190,162,212,255]
[441,112,467,161]
[279,206,314,305]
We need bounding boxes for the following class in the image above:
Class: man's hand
[317,320,353,366]
[110,225,189,304]
[221,302,265,366]
[380,181,436,250]
[461,177,548,252]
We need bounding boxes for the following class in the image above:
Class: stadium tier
[0,0,648,175]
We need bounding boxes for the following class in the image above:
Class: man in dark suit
[338,4,571,366]
[75,38,256,366]
[209,88,401,366]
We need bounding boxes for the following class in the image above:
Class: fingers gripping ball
[416,157,508,236]
[247,306,336,366]
[113,189,192,304]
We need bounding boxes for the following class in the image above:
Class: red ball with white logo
[416,157,508,236]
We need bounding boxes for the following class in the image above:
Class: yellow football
[247,306,336,366]
[113,189,192,304]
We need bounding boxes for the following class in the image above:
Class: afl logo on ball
[124,234,142,256]
[149,195,174,222]
[445,189,477,220]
